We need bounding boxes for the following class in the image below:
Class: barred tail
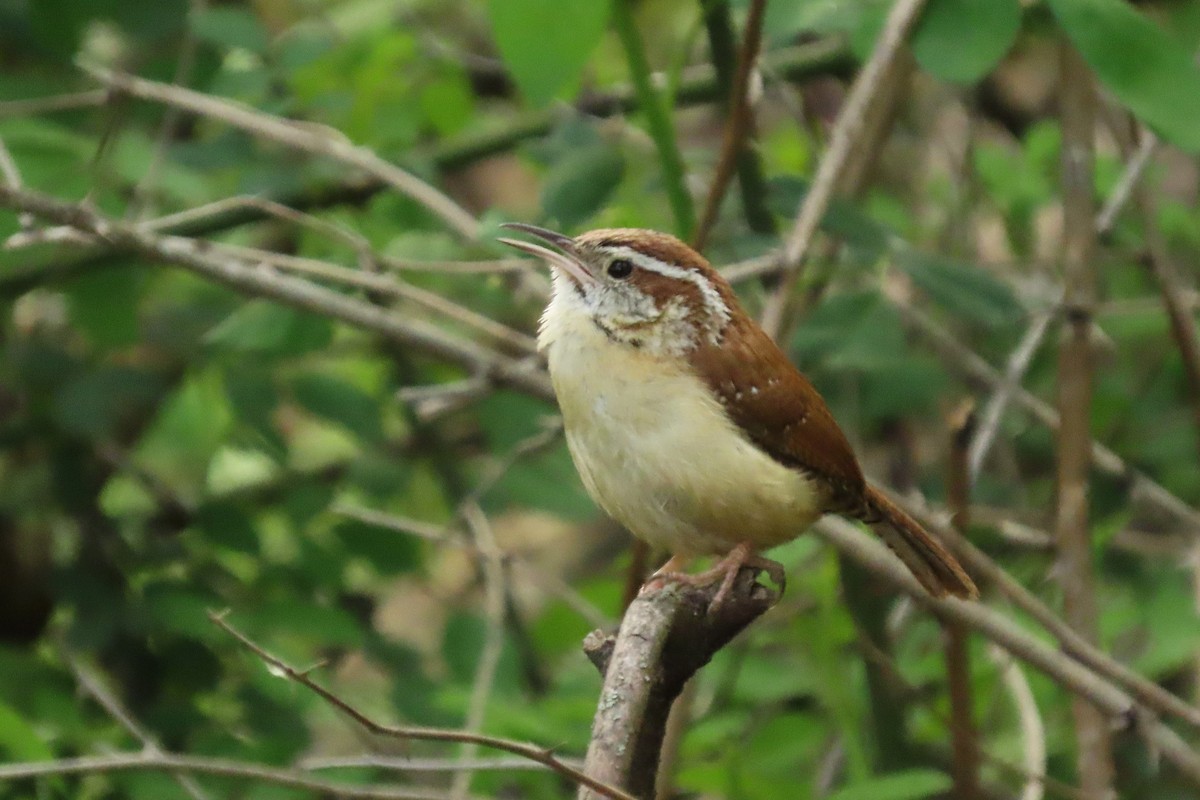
[862,484,978,599]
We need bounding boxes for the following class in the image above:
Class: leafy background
[0,0,1199,798]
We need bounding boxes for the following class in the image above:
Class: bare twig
[944,402,980,800]
[988,645,1047,800]
[82,65,480,240]
[208,611,637,800]
[886,291,1200,532]
[812,516,1200,786]
[1094,131,1157,237]
[760,0,928,338]
[1055,41,1115,797]
[299,754,574,772]
[0,752,462,800]
[128,0,204,220]
[64,652,211,800]
[967,310,1055,485]
[0,89,108,118]
[450,505,510,800]
[692,0,769,251]
[0,185,554,402]
[889,490,1200,731]
[0,136,35,230]
[201,241,538,354]
[333,504,611,629]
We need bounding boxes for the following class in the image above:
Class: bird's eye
[607,259,634,279]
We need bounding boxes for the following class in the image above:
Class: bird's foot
[639,544,785,613]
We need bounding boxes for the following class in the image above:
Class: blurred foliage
[0,0,1199,799]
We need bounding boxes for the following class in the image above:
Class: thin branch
[0,185,554,403]
[64,651,211,800]
[611,0,696,239]
[888,491,1200,731]
[333,504,612,629]
[1094,131,1157,237]
[1056,41,1115,796]
[944,402,980,800]
[0,135,35,230]
[886,290,1200,532]
[128,0,204,221]
[82,64,480,240]
[0,752,462,800]
[201,241,538,354]
[208,611,638,800]
[299,754,573,772]
[0,89,108,118]
[0,41,853,298]
[967,310,1055,485]
[450,504,510,800]
[812,516,1200,786]
[693,0,770,251]
[760,0,928,338]
[988,645,1047,800]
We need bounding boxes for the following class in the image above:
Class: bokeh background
[1,0,1200,798]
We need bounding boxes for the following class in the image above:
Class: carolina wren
[499,223,977,602]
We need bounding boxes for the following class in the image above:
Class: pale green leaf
[1050,0,1200,152]
[488,0,611,107]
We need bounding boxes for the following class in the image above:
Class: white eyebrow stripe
[604,245,731,331]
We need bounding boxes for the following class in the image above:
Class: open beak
[497,223,597,287]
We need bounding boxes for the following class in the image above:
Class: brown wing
[690,315,866,511]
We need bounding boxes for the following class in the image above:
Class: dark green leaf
[897,250,1024,328]
[290,373,382,442]
[541,146,626,228]
[205,301,333,357]
[1050,0,1200,152]
[912,0,1022,84]
[334,517,420,574]
[826,769,952,800]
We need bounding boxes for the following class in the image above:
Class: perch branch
[578,569,779,799]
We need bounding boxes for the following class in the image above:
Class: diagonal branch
[760,0,928,338]
[82,65,480,240]
[209,611,638,800]
[0,185,553,402]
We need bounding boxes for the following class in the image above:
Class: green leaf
[912,0,1022,84]
[0,701,53,761]
[791,291,908,371]
[826,769,951,800]
[541,145,626,227]
[205,301,333,357]
[192,7,270,53]
[897,250,1023,328]
[334,517,420,574]
[290,373,382,442]
[65,266,145,348]
[1049,0,1200,152]
[488,0,610,107]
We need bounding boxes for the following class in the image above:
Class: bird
[498,223,977,605]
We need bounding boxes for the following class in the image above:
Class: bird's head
[499,224,739,357]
